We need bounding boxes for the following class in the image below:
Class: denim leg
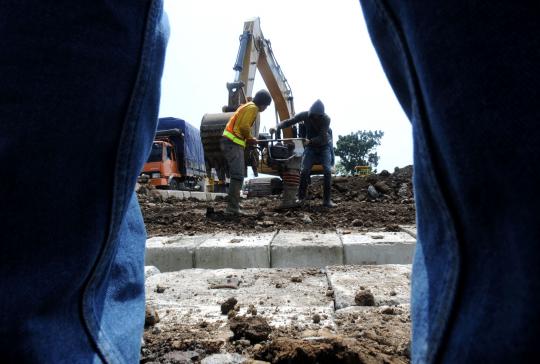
[360,1,540,363]
[300,146,317,175]
[0,1,168,363]
[320,144,334,175]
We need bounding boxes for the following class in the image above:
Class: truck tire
[169,179,179,190]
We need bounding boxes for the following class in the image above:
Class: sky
[158,0,413,172]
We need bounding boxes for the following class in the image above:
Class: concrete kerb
[270,230,344,268]
[145,228,418,270]
[341,231,416,265]
[195,232,275,269]
[145,234,213,272]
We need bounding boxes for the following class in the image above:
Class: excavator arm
[228,18,295,137]
[200,18,311,204]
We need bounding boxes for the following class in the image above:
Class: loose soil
[138,166,414,363]
[139,166,415,237]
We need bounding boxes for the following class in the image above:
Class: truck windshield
[147,143,162,162]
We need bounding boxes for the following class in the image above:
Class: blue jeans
[301,144,333,175]
[359,1,540,363]
[0,1,168,363]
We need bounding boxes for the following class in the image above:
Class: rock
[312,314,321,324]
[209,277,240,289]
[145,305,160,327]
[326,289,334,297]
[380,306,397,315]
[155,284,167,293]
[374,181,392,194]
[290,275,303,283]
[367,185,379,199]
[201,353,247,364]
[355,289,376,306]
[221,297,238,315]
[351,219,363,227]
[302,214,313,224]
[398,183,409,198]
[149,189,163,202]
[379,170,390,177]
[163,350,199,363]
[229,316,272,344]
[247,304,258,316]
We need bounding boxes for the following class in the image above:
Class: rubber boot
[323,173,336,208]
[296,171,309,205]
[225,178,245,215]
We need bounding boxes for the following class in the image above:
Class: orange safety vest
[222,102,257,148]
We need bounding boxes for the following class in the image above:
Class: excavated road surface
[139,166,415,363]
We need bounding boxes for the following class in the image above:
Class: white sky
[159,0,413,172]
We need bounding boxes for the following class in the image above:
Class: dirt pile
[138,166,415,237]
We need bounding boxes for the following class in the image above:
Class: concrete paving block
[156,190,190,200]
[399,225,417,238]
[190,191,209,201]
[145,268,334,329]
[145,234,212,272]
[342,232,416,265]
[326,264,411,309]
[271,231,343,268]
[195,233,274,269]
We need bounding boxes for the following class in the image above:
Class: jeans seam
[80,1,162,362]
[370,1,461,362]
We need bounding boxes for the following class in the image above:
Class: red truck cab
[141,139,181,189]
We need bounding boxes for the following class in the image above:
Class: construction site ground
[139,166,415,363]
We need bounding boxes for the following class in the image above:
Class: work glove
[247,137,258,146]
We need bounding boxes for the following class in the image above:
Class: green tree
[334,130,384,174]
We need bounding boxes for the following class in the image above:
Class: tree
[334,130,384,174]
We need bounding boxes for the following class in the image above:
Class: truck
[140,117,206,190]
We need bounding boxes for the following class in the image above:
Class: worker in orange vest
[221,89,272,214]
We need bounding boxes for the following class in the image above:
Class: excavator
[200,17,314,207]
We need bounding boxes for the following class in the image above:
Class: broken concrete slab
[326,264,411,310]
[145,234,212,272]
[341,232,415,265]
[195,233,274,269]
[271,231,343,268]
[145,268,334,330]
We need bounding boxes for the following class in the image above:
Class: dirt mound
[254,337,406,364]
[138,166,415,237]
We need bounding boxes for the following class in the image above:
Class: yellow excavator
[200,17,310,207]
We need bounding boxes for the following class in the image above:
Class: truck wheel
[169,179,179,190]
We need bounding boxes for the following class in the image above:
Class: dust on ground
[139,166,415,238]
